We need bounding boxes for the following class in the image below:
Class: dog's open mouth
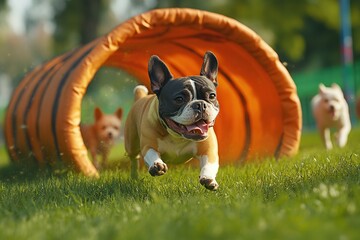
[164,118,214,140]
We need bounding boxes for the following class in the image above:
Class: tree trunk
[80,0,103,45]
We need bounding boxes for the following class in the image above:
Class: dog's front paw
[149,161,168,176]
[200,177,219,191]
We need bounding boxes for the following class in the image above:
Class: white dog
[311,83,351,149]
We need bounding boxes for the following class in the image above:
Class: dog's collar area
[159,115,170,131]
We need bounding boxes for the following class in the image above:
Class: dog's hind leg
[130,155,139,179]
[124,108,141,179]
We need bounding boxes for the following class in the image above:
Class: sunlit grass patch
[0,127,359,239]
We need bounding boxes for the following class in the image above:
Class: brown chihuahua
[81,107,123,169]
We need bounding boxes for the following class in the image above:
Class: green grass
[0,128,360,240]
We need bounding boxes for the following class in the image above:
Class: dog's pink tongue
[185,120,209,134]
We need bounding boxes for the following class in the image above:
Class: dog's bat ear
[115,108,123,119]
[94,107,103,121]
[148,55,173,96]
[200,51,218,87]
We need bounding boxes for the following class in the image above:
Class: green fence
[292,61,360,130]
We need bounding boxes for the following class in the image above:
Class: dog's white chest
[157,136,197,164]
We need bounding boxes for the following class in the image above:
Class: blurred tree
[0,0,35,87]
[0,0,8,38]
[52,0,110,54]
[1,0,358,90]
[0,0,54,88]
[306,0,360,62]
[49,0,143,101]
[153,0,212,10]
[154,0,307,62]
[351,1,360,58]
[153,0,360,72]
[43,0,360,72]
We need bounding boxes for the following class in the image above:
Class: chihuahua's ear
[148,55,173,96]
[200,51,218,87]
[94,107,103,121]
[115,108,123,120]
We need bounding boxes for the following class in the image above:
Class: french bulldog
[311,83,351,149]
[124,51,220,190]
[81,107,123,169]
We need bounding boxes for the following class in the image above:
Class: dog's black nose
[192,101,206,113]
[330,105,335,111]
[108,132,113,138]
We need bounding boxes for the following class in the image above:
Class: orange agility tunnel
[4,8,301,177]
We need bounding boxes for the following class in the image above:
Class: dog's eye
[114,126,119,130]
[102,126,106,130]
[209,93,216,100]
[174,96,184,104]
[324,99,329,103]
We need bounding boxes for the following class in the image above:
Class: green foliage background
[1,0,360,129]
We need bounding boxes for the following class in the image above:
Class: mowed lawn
[0,127,359,240]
